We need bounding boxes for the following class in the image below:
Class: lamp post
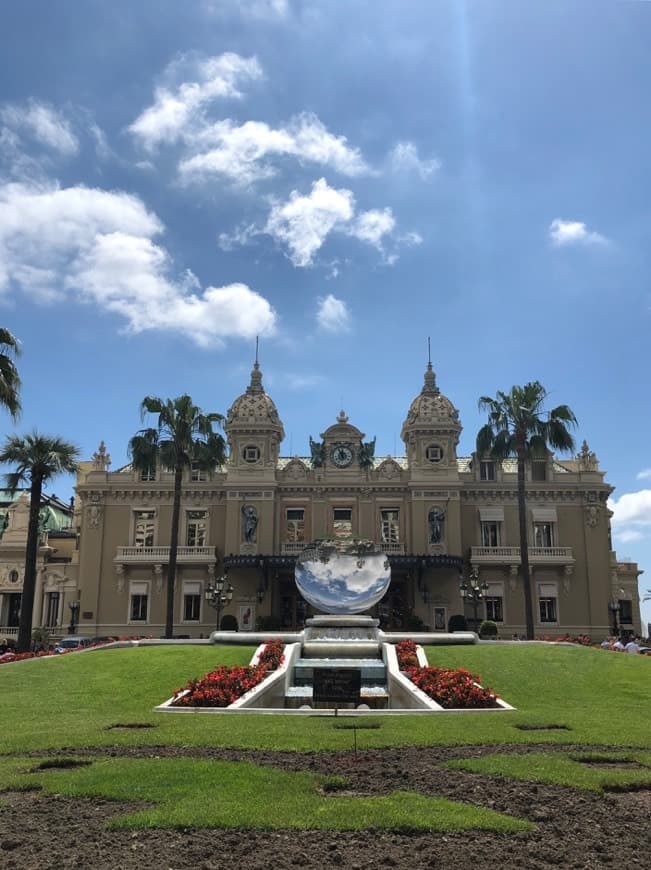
[205,574,233,630]
[459,567,489,632]
[608,600,621,635]
[68,599,80,635]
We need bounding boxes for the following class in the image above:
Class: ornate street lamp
[205,574,233,630]
[68,599,80,635]
[459,567,489,631]
[608,600,621,635]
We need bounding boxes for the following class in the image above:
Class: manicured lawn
[0,643,648,753]
[0,756,532,832]
[1,642,648,833]
[447,750,651,792]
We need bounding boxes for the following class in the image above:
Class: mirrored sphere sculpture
[295,543,391,614]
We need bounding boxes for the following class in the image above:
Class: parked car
[55,636,93,651]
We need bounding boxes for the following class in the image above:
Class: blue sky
[1,0,650,627]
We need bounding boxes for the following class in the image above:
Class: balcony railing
[114,546,216,564]
[281,541,405,556]
[470,546,574,565]
[378,542,404,554]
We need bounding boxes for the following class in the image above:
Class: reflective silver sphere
[295,543,391,614]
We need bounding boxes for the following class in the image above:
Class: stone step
[301,640,381,659]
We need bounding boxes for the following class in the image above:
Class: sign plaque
[312,668,361,705]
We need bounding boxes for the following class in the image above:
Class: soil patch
[2,743,649,869]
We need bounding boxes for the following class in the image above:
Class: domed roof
[401,363,460,436]
[226,360,284,436]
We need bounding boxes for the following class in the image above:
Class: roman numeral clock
[330,443,354,468]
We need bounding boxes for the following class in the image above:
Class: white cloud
[389,142,441,180]
[636,469,651,480]
[128,52,262,150]
[609,490,651,544]
[265,178,355,266]
[317,294,351,333]
[0,180,276,347]
[348,208,395,248]
[0,101,79,155]
[549,218,608,247]
[204,0,289,18]
[254,179,417,267]
[179,112,369,186]
[218,222,259,251]
[235,0,289,18]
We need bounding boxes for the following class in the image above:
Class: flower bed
[171,640,285,708]
[396,639,499,709]
[402,665,498,709]
[395,639,419,669]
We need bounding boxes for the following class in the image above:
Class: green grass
[447,750,651,792]
[1,642,649,833]
[0,756,532,832]
[0,643,649,753]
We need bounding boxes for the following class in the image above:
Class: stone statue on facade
[242,505,258,543]
[428,508,444,544]
[359,437,376,470]
[309,437,325,468]
[92,441,111,471]
[577,440,598,471]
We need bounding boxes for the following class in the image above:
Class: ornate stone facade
[61,361,643,639]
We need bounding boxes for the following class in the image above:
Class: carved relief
[585,505,600,527]
[87,504,103,529]
[115,564,125,594]
[154,564,163,594]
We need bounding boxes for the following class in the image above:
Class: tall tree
[0,433,79,652]
[0,328,22,420]
[129,396,226,638]
[477,382,577,640]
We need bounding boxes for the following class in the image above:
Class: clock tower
[313,410,371,471]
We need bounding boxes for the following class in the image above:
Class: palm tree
[0,328,21,420]
[477,382,577,640]
[129,396,226,638]
[0,433,79,652]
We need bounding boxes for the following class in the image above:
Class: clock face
[331,444,354,467]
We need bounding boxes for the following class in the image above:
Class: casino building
[57,359,642,640]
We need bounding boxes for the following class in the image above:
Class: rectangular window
[480,460,495,481]
[190,462,208,482]
[618,599,633,625]
[381,509,400,545]
[534,522,554,548]
[531,461,547,481]
[186,510,207,547]
[333,507,352,538]
[481,521,500,547]
[140,468,156,481]
[538,583,558,623]
[46,591,60,627]
[286,508,305,543]
[183,582,201,621]
[539,597,557,623]
[134,510,155,547]
[485,597,503,622]
[130,583,149,622]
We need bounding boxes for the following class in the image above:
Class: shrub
[220,614,238,632]
[256,614,282,631]
[479,620,498,638]
[448,614,468,632]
